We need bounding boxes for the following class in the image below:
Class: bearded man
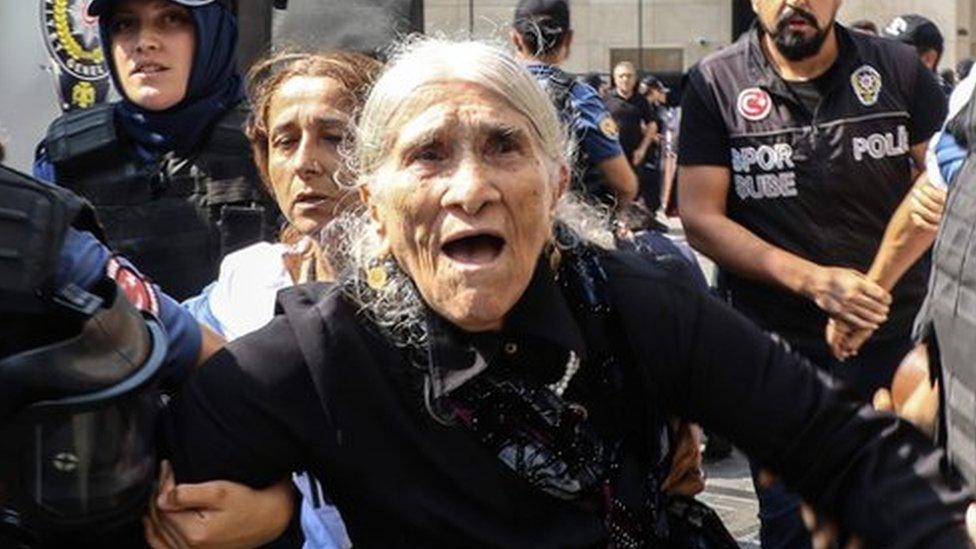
[676,1,948,547]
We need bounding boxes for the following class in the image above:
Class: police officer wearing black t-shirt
[605,61,659,212]
[677,0,947,547]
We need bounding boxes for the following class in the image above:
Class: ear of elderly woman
[161,38,974,547]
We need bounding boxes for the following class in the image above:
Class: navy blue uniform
[527,63,623,167]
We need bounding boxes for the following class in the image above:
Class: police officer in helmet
[33,0,278,301]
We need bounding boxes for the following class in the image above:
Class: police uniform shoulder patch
[106,257,160,317]
[737,87,772,122]
[851,65,882,107]
[599,115,620,139]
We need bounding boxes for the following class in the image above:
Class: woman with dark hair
[178,50,382,549]
[33,0,277,301]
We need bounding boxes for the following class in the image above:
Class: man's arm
[678,165,890,329]
[596,154,639,206]
[827,146,945,359]
[632,119,660,167]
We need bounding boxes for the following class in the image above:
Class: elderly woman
[162,38,974,547]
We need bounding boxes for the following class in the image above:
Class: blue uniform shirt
[526,63,623,164]
[34,160,202,387]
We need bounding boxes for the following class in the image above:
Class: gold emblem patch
[851,65,882,107]
[599,115,619,139]
[71,81,96,108]
[43,0,108,81]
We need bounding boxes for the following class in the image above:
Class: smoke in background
[273,0,423,57]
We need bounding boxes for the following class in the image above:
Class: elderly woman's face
[109,0,195,111]
[367,82,565,332]
[266,75,355,236]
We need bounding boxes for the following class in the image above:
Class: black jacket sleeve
[160,315,323,488]
[605,253,972,548]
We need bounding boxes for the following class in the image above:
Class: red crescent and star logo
[107,257,160,317]
[737,87,772,122]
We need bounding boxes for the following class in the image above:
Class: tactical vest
[0,164,103,357]
[689,25,935,345]
[45,104,278,300]
[921,91,976,487]
[543,69,614,207]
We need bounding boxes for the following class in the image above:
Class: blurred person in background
[957,58,975,81]
[511,0,638,211]
[606,62,658,213]
[580,71,609,98]
[849,19,877,35]
[883,14,950,95]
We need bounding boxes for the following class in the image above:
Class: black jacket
[163,247,971,548]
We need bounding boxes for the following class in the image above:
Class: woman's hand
[144,461,295,549]
[908,182,946,233]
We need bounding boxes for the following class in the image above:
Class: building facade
[425,0,976,76]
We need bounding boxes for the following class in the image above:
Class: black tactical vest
[917,91,976,486]
[0,165,104,358]
[45,104,278,300]
[688,25,936,345]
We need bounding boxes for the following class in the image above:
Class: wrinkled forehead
[387,80,548,150]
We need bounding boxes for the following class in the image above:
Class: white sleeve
[207,242,294,341]
[925,131,949,190]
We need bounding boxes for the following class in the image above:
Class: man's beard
[766,7,830,61]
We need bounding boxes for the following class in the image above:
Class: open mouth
[442,233,506,265]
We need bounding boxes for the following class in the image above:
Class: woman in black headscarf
[34,0,276,300]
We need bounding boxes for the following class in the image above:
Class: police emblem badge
[599,115,620,139]
[42,0,108,81]
[41,0,111,112]
[851,65,882,107]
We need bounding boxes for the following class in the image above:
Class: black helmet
[0,279,167,544]
[0,165,169,544]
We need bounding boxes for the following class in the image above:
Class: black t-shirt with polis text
[679,24,947,346]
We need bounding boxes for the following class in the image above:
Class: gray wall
[0,2,64,172]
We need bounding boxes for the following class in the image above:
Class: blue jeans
[749,336,913,548]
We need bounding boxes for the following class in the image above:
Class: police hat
[88,0,229,17]
[513,0,570,31]
[883,14,944,53]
